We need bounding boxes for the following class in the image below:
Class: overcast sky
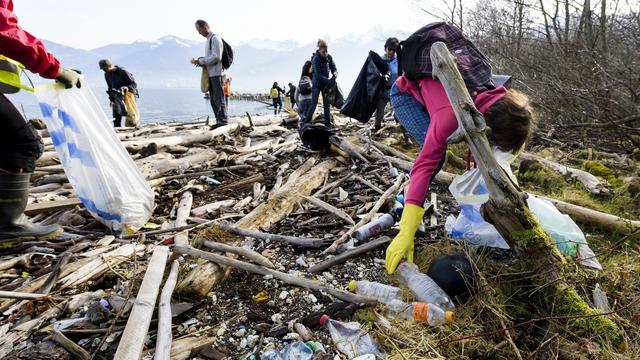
[13,0,430,49]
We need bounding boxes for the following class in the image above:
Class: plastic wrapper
[35,81,154,234]
[447,148,601,269]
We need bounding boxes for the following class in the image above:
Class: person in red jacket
[0,0,81,246]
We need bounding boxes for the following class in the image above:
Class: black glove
[56,68,82,89]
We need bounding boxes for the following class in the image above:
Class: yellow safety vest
[0,55,34,94]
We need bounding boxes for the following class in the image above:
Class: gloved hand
[332,71,338,79]
[385,203,425,274]
[56,68,81,89]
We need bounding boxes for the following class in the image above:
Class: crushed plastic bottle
[199,176,221,185]
[261,341,313,360]
[354,213,395,241]
[348,280,402,304]
[386,299,454,325]
[319,314,386,359]
[396,262,455,310]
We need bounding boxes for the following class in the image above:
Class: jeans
[272,98,282,114]
[113,115,122,128]
[307,86,331,127]
[390,83,430,149]
[0,94,43,173]
[208,75,228,125]
[298,98,313,123]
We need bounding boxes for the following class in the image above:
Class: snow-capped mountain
[40,28,408,93]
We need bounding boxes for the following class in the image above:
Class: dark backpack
[210,35,234,70]
[298,77,312,95]
[221,39,234,69]
[398,22,493,90]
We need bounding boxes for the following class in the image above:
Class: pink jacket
[395,75,507,207]
[0,0,60,79]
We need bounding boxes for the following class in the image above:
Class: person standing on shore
[0,0,81,244]
[306,39,338,127]
[270,82,285,115]
[99,59,138,128]
[223,77,232,107]
[192,19,228,129]
[375,37,399,130]
[286,82,297,109]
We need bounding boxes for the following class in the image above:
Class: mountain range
[40,26,409,93]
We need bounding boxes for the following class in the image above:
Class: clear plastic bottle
[395,262,455,310]
[354,213,396,241]
[386,299,454,325]
[348,280,402,304]
[281,341,314,359]
[261,341,314,360]
[319,314,385,359]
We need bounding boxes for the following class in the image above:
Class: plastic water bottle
[396,262,455,310]
[280,341,314,359]
[319,315,385,359]
[386,299,454,325]
[354,213,396,241]
[261,341,314,360]
[348,280,402,304]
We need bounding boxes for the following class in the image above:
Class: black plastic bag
[299,123,333,151]
[323,77,344,109]
[341,51,389,123]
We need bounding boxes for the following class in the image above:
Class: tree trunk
[430,42,625,349]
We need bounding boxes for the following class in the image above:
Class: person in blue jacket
[375,37,399,130]
[305,39,338,127]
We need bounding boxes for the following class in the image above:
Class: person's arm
[0,5,60,78]
[404,79,459,207]
[199,35,221,66]
[385,78,458,274]
[329,55,338,77]
[121,69,137,92]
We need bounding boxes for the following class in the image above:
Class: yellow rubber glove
[385,203,425,274]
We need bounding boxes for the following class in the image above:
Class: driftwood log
[520,152,608,195]
[155,259,179,360]
[114,246,169,360]
[430,41,624,348]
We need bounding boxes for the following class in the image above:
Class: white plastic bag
[447,148,601,269]
[35,82,154,233]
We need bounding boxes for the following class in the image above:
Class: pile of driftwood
[1,85,639,359]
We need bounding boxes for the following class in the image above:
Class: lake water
[6,87,271,123]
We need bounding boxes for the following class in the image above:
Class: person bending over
[385,74,535,274]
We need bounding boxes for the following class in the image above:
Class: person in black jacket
[306,39,338,127]
[99,59,138,127]
[286,83,297,108]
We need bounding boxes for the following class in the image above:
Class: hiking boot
[0,173,63,248]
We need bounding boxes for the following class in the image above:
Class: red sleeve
[404,78,459,207]
[0,2,60,79]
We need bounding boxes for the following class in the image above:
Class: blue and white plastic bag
[35,82,154,233]
[446,148,601,269]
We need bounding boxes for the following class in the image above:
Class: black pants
[113,115,122,128]
[307,86,332,127]
[208,75,228,125]
[0,94,43,173]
